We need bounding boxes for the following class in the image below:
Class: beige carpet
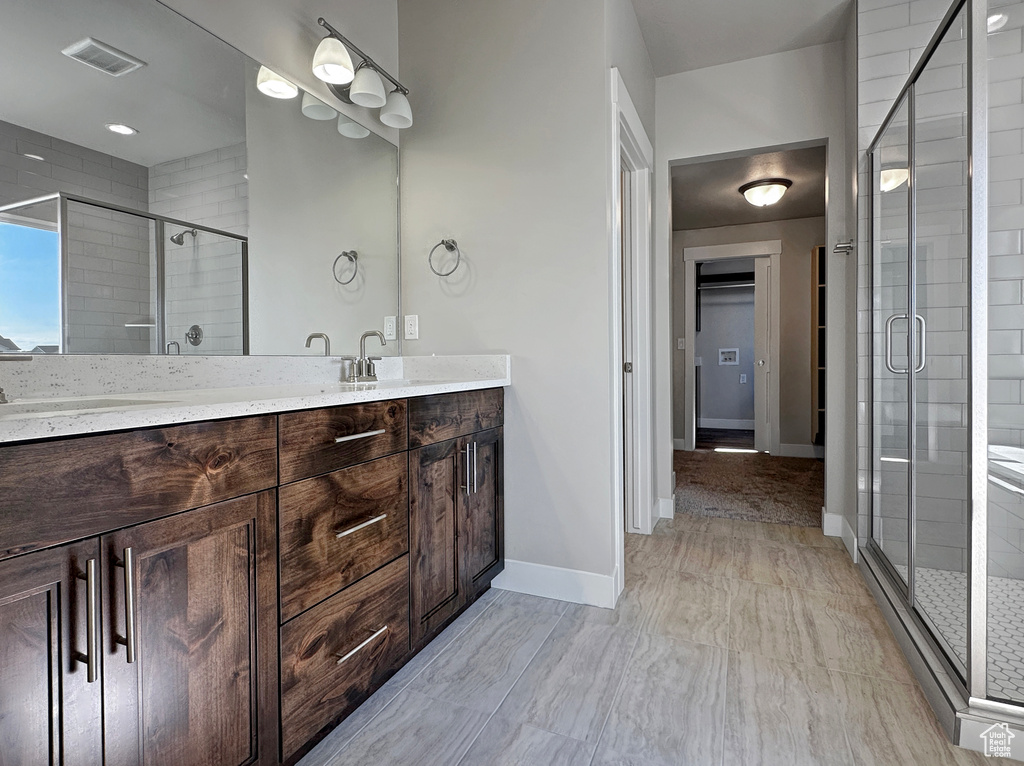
[673,450,824,527]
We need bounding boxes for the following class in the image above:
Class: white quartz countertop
[0,355,510,444]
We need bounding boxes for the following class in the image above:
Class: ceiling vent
[61,37,146,77]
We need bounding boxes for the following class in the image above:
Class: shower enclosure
[865,0,1024,745]
[0,192,247,354]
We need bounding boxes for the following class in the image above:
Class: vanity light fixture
[879,167,909,192]
[23,153,45,162]
[256,65,299,99]
[315,17,412,129]
[989,13,1009,33]
[300,91,338,120]
[312,35,355,84]
[739,178,792,207]
[337,115,370,139]
[105,122,138,136]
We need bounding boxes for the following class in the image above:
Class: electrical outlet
[404,314,419,340]
[740,374,748,384]
[383,316,397,341]
[677,338,685,350]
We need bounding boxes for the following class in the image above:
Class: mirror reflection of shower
[169,228,197,245]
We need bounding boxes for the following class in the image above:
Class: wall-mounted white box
[719,348,739,365]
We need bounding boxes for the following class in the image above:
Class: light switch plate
[404,315,419,340]
[677,338,685,350]
[740,374,748,384]
[383,316,397,341]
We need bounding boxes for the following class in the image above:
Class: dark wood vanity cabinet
[0,387,504,766]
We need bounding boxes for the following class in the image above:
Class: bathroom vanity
[0,365,507,765]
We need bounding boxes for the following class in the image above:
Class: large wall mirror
[0,0,399,356]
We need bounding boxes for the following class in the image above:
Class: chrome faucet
[348,330,386,382]
[305,333,331,356]
[0,353,34,404]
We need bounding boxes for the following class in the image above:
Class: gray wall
[673,216,826,447]
[694,286,755,426]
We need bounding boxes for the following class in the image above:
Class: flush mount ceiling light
[989,13,1009,32]
[301,91,337,120]
[739,178,792,207]
[105,122,138,136]
[315,17,413,129]
[879,167,909,192]
[337,115,370,139]
[312,35,355,84]
[256,65,298,99]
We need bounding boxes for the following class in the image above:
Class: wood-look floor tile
[761,523,843,549]
[830,670,965,766]
[732,538,868,595]
[591,634,727,766]
[408,601,561,713]
[673,531,735,577]
[807,591,916,684]
[728,580,826,667]
[496,620,638,743]
[642,569,730,648]
[723,651,853,766]
[568,567,654,632]
[457,716,596,766]
[327,689,488,766]
[492,589,569,615]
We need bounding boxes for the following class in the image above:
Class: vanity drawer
[279,452,409,622]
[0,415,278,560]
[278,399,407,484]
[280,555,410,760]
[408,388,504,448]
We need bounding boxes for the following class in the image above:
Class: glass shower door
[872,97,913,583]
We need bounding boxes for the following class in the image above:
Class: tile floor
[298,513,1021,765]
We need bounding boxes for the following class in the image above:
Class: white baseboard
[657,496,675,519]
[492,559,618,608]
[698,418,755,430]
[823,510,843,537]
[842,514,858,562]
[778,443,825,459]
[673,438,688,450]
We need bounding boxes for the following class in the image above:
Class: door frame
[680,240,782,454]
[610,68,654,600]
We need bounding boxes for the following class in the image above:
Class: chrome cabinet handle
[884,313,909,374]
[115,548,137,664]
[473,441,478,494]
[336,625,389,665]
[75,558,100,683]
[335,428,386,444]
[336,514,387,539]
[462,443,472,493]
[914,314,927,374]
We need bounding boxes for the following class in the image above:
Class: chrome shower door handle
[914,314,927,374]
[885,313,909,374]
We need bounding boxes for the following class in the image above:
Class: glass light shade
[256,66,298,99]
[739,179,791,207]
[380,90,413,129]
[879,168,909,192]
[300,92,337,120]
[350,67,387,108]
[312,36,355,85]
[337,115,370,139]
[989,13,1009,32]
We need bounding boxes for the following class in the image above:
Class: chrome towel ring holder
[333,251,358,285]
[428,239,460,277]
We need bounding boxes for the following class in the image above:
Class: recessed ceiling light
[989,13,1009,33]
[739,178,792,207]
[105,122,138,136]
[23,153,45,162]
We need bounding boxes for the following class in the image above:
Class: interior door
[753,257,772,452]
[621,160,638,531]
[102,492,276,766]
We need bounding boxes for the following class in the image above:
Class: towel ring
[333,251,358,285]
[428,239,460,277]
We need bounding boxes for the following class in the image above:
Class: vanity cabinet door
[409,437,465,648]
[0,540,103,766]
[101,491,278,766]
[459,428,504,602]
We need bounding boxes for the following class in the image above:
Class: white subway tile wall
[149,143,248,356]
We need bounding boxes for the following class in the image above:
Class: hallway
[298,513,1010,765]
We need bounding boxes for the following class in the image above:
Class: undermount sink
[0,397,177,415]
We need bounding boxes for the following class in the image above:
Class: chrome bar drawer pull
[336,625,389,665]
[336,514,387,539]
[114,548,137,664]
[334,428,386,444]
[75,558,100,683]
[473,441,478,494]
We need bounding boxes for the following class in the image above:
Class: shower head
[170,229,198,245]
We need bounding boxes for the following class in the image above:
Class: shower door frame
[865,0,990,706]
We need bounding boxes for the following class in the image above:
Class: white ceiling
[672,146,826,231]
[0,0,246,168]
[630,0,853,77]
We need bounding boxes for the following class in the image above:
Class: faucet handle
[337,356,358,383]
